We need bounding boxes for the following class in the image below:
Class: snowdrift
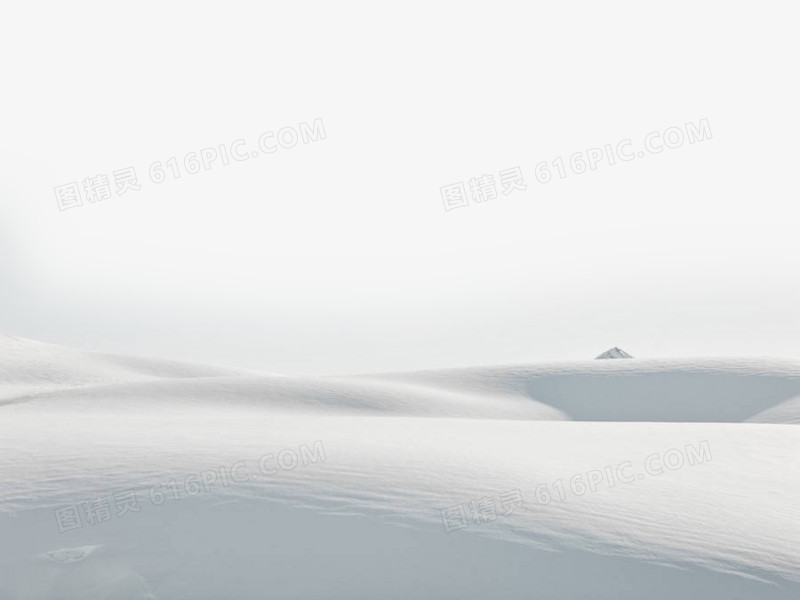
[0,334,798,599]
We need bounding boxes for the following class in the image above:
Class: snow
[0,333,253,402]
[0,335,798,599]
[358,357,800,422]
[595,346,634,359]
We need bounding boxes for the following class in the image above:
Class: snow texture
[0,334,798,599]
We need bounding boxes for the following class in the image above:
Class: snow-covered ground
[1,334,798,599]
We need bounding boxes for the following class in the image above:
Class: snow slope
[0,333,253,402]
[0,335,798,599]
[5,334,800,423]
[362,358,800,422]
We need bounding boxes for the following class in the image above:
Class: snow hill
[4,335,800,423]
[0,334,798,599]
[0,333,252,401]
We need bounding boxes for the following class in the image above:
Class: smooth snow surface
[1,335,798,599]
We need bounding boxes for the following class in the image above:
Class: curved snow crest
[0,333,258,383]
[0,333,262,402]
[2,334,800,423]
[0,376,567,421]
[747,396,800,424]
[359,357,800,422]
[1,335,799,598]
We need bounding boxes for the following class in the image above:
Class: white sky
[1,2,799,375]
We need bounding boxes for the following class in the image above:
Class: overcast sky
[1,2,798,375]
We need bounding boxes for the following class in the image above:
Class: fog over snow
[1,2,798,598]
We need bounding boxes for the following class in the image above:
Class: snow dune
[0,333,252,402]
[4,334,800,423]
[363,358,800,422]
[0,334,798,599]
